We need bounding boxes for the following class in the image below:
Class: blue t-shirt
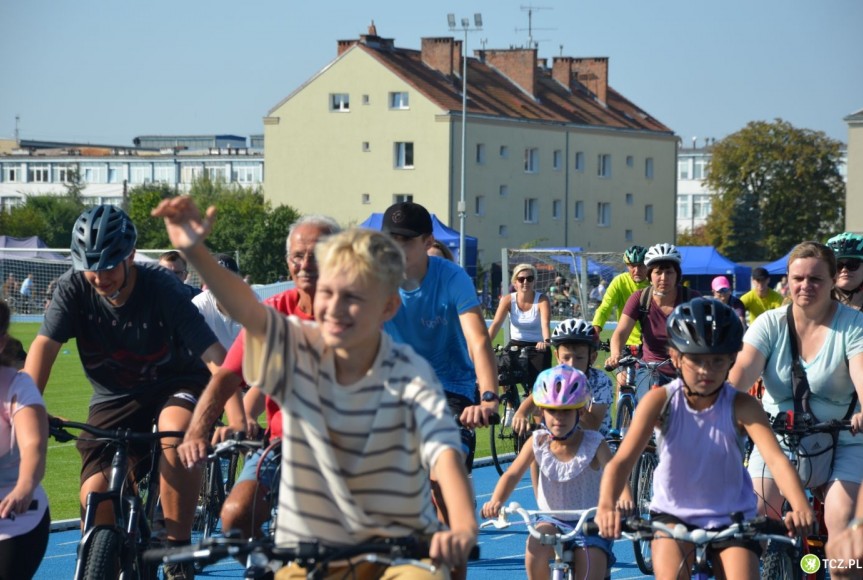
[384,257,480,400]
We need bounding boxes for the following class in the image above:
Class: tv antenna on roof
[516,5,555,49]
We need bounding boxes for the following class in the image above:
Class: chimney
[483,48,538,97]
[571,57,608,104]
[337,39,358,56]
[421,37,461,77]
[552,56,574,89]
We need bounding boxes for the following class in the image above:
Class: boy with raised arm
[155,197,476,577]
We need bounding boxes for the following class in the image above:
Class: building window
[693,194,712,219]
[361,193,370,204]
[693,158,708,180]
[645,204,654,224]
[597,202,611,227]
[81,165,106,183]
[553,149,562,171]
[552,199,562,219]
[54,165,74,182]
[499,184,508,197]
[625,229,633,241]
[500,145,509,159]
[1,196,23,211]
[330,93,350,111]
[575,151,585,172]
[181,165,202,183]
[645,157,654,179]
[625,193,634,206]
[499,225,508,237]
[362,94,370,105]
[475,195,485,216]
[574,200,584,221]
[205,165,227,181]
[598,154,611,178]
[476,143,486,165]
[232,163,259,183]
[362,141,370,152]
[2,166,19,182]
[677,195,691,219]
[393,194,413,204]
[626,155,634,167]
[130,164,152,184]
[394,142,414,169]
[677,158,690,180]
[389,92,409,109]
[524,148,539,173]
[524,198,539,223]
[154,163,176,183]
[28,165,50,183]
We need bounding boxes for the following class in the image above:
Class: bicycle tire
[490,388,523,476]
[615,397,634,433]
[203,460,225,538]
[81,528,122,580]
[630,451,658,575]
[761,542,802,580]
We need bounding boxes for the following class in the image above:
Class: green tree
[703,119,845,261]
[127,184,175,248]
[677,225,709,246]
[0,194,85,247]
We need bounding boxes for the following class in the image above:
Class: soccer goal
[502,248,626,324]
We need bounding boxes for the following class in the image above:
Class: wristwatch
[481,391,500,403]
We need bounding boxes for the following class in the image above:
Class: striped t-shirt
[244,307,463,546]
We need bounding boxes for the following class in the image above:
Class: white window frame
[677,195,691,219]
[693,158,708,180]
[524,148,539,173]
[677,158,690,180]
[389,92,409,109]
[205,165,227,182]
[232,164,259,184]
[553,149,562,171]
[524,198,539,223]
[54,165,74,183]
[28,165,50,183]
[2,165,19,182]
[597,202,611,227]
[393,193,413,204]
[693,194,712,219]
[394,142,414,169]
[181,165,202,183]
[81,165,106,183]
[154,164,176,184]
[330,93,350,112]
[645,157,654,179]
[598,154,611,178]
[130,164,152,184]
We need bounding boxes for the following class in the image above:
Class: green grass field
[12,321,614,520]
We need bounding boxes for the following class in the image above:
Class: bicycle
[759,411,854,580]
[584,512,796,579]
[48,417,185,580]
[481,502,598,580]
[489,344,537,475]
[145,532,480,579]
[603,350,672,575]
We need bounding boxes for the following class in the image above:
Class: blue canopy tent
[678,246,751,294]
[763,250,793,275]
[359,213,478,278]
[542,247,619,283]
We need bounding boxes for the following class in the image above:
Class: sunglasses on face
[838,259,862,273]
[714,288,731,295]
[516,276,535,283]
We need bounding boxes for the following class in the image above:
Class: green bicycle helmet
[623,245,647,266]
[827,232,863,260]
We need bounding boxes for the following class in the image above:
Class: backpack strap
[656,382,674,435]
[638,286,653,330]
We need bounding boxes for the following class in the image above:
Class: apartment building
[263,25,677,265]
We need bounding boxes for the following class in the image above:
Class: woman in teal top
[730,241,863,541]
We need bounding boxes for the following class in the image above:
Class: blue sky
[1,0,860,146]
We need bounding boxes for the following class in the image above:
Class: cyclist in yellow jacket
[592,245,650,346]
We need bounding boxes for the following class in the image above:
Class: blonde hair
[315,228,405,294]
[511,263,537,285]
[788,241,836,278]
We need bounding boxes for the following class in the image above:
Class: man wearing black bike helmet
[25,205,226,580]
[591,245,649,345]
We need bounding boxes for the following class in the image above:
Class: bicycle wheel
[81,528,122,580]
[490,388,522,476]
[614,396,634,433]
[630,450,658,575]
[193,459,224,538]
[761,542,802,580]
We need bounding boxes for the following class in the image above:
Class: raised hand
[151,196,217,251]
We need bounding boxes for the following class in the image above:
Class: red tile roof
[357,41,672,134]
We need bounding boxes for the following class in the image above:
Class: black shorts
[77,385,203,485]
[650,511,762,557]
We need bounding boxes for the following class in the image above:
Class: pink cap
[711,276,731,292]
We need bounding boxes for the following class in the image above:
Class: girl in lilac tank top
[596,298,814,580]
[481,365,632,580]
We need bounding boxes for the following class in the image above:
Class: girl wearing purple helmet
[482,365,632,580]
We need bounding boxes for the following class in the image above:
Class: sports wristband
[849,517,863,531]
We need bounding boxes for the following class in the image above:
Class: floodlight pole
[449,13,482,269]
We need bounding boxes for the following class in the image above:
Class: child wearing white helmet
[483,364,632,580]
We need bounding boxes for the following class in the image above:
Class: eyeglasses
[838,259,862,273]
[516,276,535,283]
[288,251,316,266]
[713,288,731,295]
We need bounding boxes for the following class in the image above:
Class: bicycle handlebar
[48,417,185,444]
[604,354,671,373]
[770,411,853,436]
[480,502,597,544]
[582,515,795,547]
[207,435,264,461]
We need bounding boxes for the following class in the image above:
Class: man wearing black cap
[380,201,499,453]
[740,266,784,325]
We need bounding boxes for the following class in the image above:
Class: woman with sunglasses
[828,232,863,311]
[711,275,748,328]
[488,263,552,386]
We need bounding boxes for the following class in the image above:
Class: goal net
[502,248,627,326]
